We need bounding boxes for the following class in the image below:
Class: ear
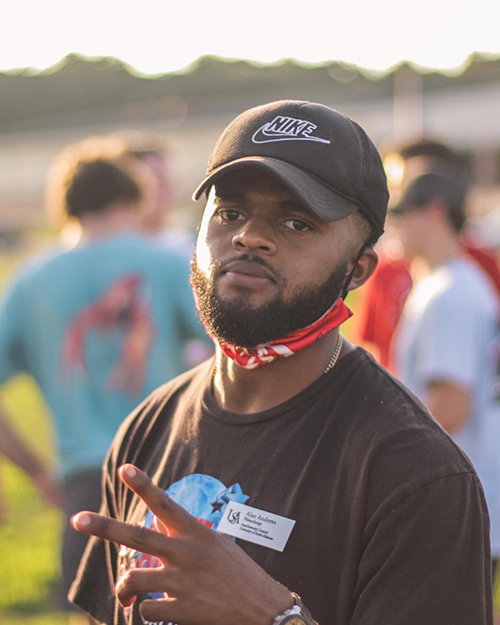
[345,246,379,292]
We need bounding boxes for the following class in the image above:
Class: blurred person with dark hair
[354,137,500,370]
[388,137,500,296]
[392,172,500,592]
[0,138,206,615]
[396,138,470,189]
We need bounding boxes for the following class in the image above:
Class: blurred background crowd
[2,37,500,625]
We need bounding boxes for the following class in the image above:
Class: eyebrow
[278,199,309,214]
[213,190,247,203]
[214,190,309,213]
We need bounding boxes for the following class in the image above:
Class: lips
[222,260,276,281]
[219,260,277,289]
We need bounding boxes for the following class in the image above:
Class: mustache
[214,254,286,284]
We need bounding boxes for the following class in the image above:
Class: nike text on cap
[193,100,389,241]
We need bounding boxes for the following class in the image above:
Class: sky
[2,0,500,75]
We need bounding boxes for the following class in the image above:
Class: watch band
[272,593,316,625]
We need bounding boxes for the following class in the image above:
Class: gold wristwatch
[272,593,315,625]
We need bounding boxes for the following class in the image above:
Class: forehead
[210,167,307,208]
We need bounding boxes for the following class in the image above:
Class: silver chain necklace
[324,333,344,374]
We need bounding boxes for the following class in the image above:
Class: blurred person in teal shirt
[0,138,208,613]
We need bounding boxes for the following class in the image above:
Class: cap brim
[192,156,359,223]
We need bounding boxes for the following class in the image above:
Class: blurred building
[1,52,500,233]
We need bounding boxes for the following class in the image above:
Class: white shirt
[394,257,500,555]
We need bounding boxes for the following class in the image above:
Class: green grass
[0,377,69,624]
[0,614,72,625]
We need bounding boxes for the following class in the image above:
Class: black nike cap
[193,100,389,242]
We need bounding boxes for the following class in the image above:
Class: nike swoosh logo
[252,125,331,145]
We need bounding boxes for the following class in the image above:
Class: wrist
[271,593,315,625]
[253,588,294,625]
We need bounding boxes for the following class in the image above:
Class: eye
[216,209,244,223]
[282,218,312,232]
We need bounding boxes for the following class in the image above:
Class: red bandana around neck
[217,298,352,370]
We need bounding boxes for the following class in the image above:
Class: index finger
[72,510,177,563]
[118,464,210,539]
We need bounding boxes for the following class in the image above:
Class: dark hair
[64,159,141,219]
[399,172,466,233]
[399,139,462,163]
[46,137,143,224]
[398,138,469,192]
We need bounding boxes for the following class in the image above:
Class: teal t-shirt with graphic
[0,233,208,478]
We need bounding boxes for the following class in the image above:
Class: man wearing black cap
[69,102,492,624]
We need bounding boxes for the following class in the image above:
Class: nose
[232,218,277,254]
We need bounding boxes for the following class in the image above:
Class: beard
[190,253,349,348]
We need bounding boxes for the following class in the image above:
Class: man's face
[191,168,358,347]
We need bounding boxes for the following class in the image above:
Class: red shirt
[355,254,412,371]
[463,241,500,301]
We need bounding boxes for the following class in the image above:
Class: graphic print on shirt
[118,473,249,609]
[61,273,155,396]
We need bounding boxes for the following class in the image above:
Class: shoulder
[0,244,67,308]
[409,258,496,320]
[122,234,191,263]
[439,257,496,303]
[116,235,193,281]
[63,234,190,265]
[346,349,465,446]
[339,348,476,496]
[107,359,213,468]
[32,235,192,285]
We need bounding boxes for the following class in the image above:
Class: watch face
[283,618,308,625]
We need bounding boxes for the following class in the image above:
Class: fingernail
[122,465,137,478]
[73,513,92,528]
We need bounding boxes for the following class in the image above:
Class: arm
[0,272,62,507]
[424,379,471,433]
[411,291,484,431]
[0,404,62,508]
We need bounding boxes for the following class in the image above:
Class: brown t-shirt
[70,348,493,624]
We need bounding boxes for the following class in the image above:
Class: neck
[421,231,462,270]
[211,329,352,414]
[77,203,141,244]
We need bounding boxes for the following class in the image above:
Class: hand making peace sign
[72,464,293,625]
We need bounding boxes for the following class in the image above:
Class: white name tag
[218,502,295,552]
